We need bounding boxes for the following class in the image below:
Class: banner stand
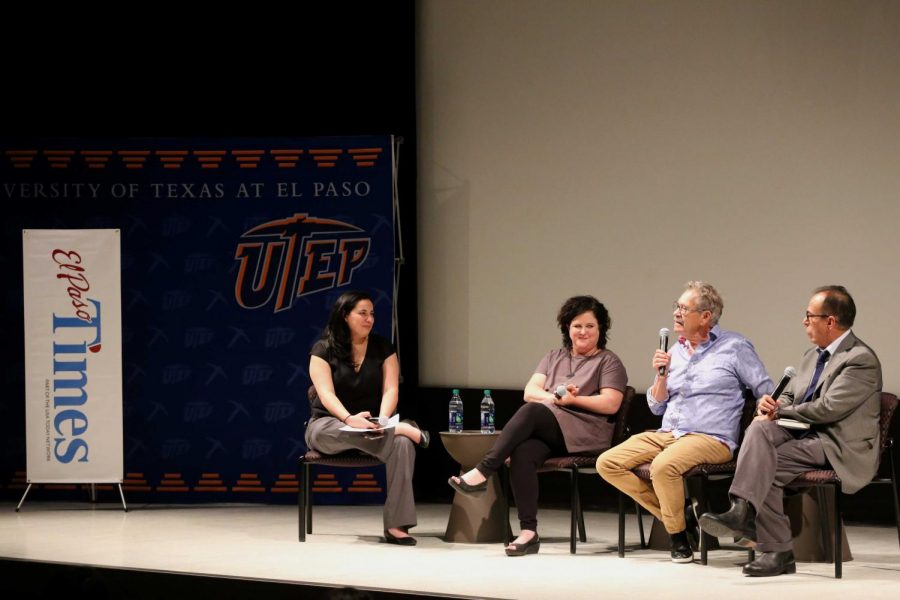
[16,482,128,512]
[21,229,126,513]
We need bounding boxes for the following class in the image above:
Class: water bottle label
[449,410,463,431]
[480,411,495,431]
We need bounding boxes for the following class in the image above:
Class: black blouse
[309,334,396,419]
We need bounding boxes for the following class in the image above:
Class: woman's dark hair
[557,295,611,350]
[319,290,373,362]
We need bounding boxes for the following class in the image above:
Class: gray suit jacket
[778,331,882,494]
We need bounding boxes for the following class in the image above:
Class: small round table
[440,430,511,543]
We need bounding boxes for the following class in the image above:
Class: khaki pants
[597,431,731,534]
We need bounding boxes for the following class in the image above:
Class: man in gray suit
[699,285,882,577]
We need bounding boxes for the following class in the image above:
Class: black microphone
[772,366,797,400]
[553,385,567,400]
[658,328,670,376]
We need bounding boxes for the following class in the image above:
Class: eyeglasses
[804,312,831,321]
[672,302,704,314]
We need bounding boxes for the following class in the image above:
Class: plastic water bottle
[449,389,464,433]
[480,389,495,434]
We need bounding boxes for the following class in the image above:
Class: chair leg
[834,484,842,579]
[570,469,578,554]
[298,458,306,542]
[636,502,646,548]
[814,486,830,564]
[305,463,313,535]
[691,477,711,566]
[889,442,900,550]
[618,492,626,557]
[575,469,587,543]
[502,465,513,545]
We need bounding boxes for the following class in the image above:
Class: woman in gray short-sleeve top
[449,295,628,556]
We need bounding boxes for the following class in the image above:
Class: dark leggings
[477,402,567,532]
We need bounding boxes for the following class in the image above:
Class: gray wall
[416,0,900,392]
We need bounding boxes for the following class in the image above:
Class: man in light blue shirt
[598,281,773,563]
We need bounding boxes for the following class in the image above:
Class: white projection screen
[416,1,900,393]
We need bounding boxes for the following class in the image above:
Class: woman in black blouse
[306,291,428,545]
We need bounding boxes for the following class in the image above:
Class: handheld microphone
[772,366,796,400]
[760,366,796,416]
[658,328,670,376]
[554,385,567,400]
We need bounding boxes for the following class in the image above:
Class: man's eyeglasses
[672,302,704,314]
[804,312,831,321]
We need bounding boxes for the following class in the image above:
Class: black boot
[699,496,756,545]
[742,550,796,577]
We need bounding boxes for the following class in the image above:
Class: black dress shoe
[383,530,417,546]
[505,534,540,556]
[699,496,756,544]
[742,550,796,577]
[669,531,694,563]
[448,475,487,495]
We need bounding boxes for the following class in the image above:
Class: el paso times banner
[23,229,123,483]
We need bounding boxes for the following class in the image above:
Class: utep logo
[242,438,272,459]
[233,213,371,313]
[162,216,192,237]
[243,364,273,385]
[162,438,191,458]
[184,253,215,274]
[264,327,294,349]
[162,290,192,311]
[184,327,215,349]
[51,249,103,464]
[184,401,214,422]
[264,402,295,423]
[162,364,192,384]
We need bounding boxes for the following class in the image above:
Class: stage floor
[1,502,898,599]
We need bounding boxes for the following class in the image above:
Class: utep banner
[23,229,123,483]
[3,136,395,502]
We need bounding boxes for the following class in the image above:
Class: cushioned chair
[298,386,382,542]
[507,386,640,553]
[617,389,757,564]
[785,391,898,578]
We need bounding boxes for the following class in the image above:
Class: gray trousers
[305,416,417,531]
[729,420,827,552]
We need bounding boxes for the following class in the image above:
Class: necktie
[801,349,830,403]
